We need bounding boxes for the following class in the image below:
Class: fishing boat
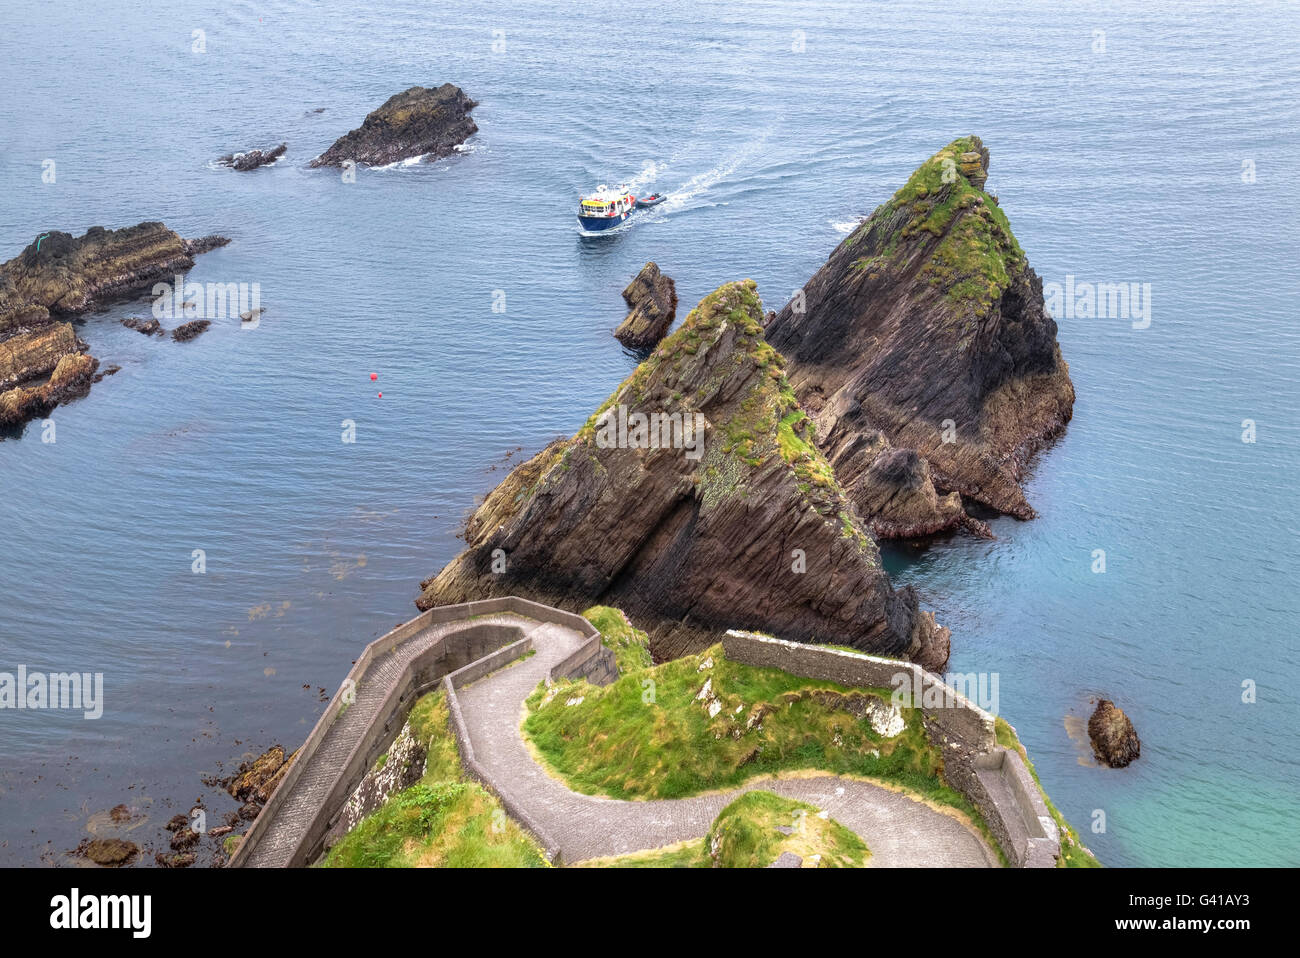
[577,184,637,231]
[577,185,666,231]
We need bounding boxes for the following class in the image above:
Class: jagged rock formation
[765,136,1074,537]
[224,745,296,803]
[419,280,950,668]
[0,223,228,429]
[310,84,478,168]
[218,142,287,171]
[614,261,678,350]
[1088,699,1140,768]
[122,316,164,336]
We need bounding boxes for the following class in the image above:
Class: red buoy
[370,372,378,381]
[377,392,383,398]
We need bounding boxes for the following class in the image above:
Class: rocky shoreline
[0,222,228,431]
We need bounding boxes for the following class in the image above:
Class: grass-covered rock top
[583,605,652,674]
[855,135,1025,313]
[525,643,967,810]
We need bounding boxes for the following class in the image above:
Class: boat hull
[577,210,635,231]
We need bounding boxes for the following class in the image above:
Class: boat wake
[643,128,772,221]
[575,128,772,235]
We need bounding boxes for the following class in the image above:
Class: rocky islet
[0,222,229,430]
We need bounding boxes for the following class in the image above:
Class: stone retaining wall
[721,630,1058,867]
[231,596,602,868]
[285,623,529,866]
[549,633,619,686]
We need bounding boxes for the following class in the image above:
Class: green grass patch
[320,690,547,868]
[853,136,1027,311]
[583,605,652,674]
[525,644,964,816]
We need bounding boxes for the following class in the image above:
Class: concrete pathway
[456,622,998,867]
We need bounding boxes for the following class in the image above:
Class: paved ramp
[237,597,998,868]
[454,622,999,867]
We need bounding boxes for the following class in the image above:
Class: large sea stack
[419,280,950,668]
[310,84,478,168]
[765,136,1074,538]
[0,222,228,429]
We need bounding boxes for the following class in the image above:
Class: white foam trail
[626,160,666,191]
[652,128,772,217]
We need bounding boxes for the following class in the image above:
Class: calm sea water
[1,0,1297,867]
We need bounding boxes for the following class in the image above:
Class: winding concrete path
[456,622,999,867]
[243,612,537,868]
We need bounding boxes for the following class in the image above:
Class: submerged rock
[0,222,227,430]
[218,142,287,171]
[254,747,295,803]
[171,319,211,342]
[419,279,951,668]
[1088,699,1140,768]
[615,261,678,350]
[765,136,1074,537]
[310,84,478,168]
[81,838,138,867]
[122,316,164,336]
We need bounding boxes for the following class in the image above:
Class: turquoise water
[1,0,1297,866]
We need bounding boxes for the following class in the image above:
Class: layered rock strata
[419,280,950,668]
[765,136,1074,537]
